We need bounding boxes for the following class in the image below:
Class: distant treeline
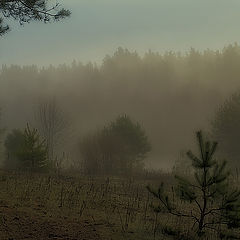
[1,44,240,168]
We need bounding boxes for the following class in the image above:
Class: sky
[1,0,240,66]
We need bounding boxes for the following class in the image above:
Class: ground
[0,170,236,240]
[0,203,103,240]
[0,171,163,240]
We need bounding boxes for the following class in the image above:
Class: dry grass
[0,170,239,240]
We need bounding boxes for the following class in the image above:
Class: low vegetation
[1,128,240,239]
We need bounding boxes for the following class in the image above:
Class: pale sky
[1,0,240,66]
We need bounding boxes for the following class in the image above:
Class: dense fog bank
[1,44,240,169]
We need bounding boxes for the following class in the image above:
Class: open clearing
[0,171,169,240]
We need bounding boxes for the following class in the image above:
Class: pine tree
[147,131,240,237]
[0,0,70,35]
[18,123,48,171]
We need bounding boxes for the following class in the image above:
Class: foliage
[4,129,25,169]
[104,115,151,169]
[147,131,240,237]
[4,124,48,171]
[212,92,240,167]
[0,0,71,35]
[80,115,151,175]
[19,124,48,171]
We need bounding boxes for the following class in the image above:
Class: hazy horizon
[1,0,240,170]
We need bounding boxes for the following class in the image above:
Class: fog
[1,45,240,169]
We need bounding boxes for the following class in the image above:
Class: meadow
[0,170,239,240]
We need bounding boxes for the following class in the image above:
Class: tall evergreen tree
[147,131,240,237]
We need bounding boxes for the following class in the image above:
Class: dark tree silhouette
[80,115,151,175]
[5,124,48,171]
[18,123,48,171]
[147,131,240,238]
[0,0,70,35]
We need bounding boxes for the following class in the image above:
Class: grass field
[0,170,239,240]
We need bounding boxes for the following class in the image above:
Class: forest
[1,0,240,239]
[1,44,240,239]
[1,44,240,169]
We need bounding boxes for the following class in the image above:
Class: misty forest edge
[1,1,240,239]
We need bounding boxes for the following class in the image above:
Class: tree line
[2,45,240,167]
[1,105,151,175]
